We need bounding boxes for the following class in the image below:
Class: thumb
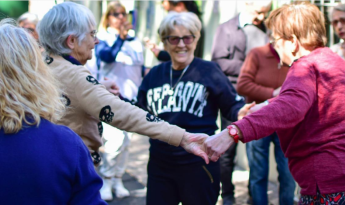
[198,150,209,164]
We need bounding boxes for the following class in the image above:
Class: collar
[62,55,82,66]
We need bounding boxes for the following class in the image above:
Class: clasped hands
[180,101,267,164]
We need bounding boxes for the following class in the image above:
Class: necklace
[168,64,190,96]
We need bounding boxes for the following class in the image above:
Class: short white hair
[329,4,345,21]
[37,2,96,55]
[17,12,39,25]
[158,11,201,41]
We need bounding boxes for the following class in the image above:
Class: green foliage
[0,1,28,20]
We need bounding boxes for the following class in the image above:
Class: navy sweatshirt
[137,58,245,165]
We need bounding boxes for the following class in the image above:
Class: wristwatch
[227,125,239,143]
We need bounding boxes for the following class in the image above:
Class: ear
[290,35,299,54]
[65,35,76,50]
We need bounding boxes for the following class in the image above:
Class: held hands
[204,129,235,162]
[180,132,209,164]
[238,102,256,120]
[100,77,120,96]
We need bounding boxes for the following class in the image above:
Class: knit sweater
[0,119,106,205]
[237,43,289,103]
[234,47,345,195]
[48,55,185,153]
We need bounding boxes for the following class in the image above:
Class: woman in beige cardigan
[37,2,211,166]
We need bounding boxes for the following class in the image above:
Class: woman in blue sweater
[0,19,105,205]
[136,12,247,205]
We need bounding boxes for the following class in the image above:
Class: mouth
[176,51,187,54]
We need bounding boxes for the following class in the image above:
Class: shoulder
[39,119,81,145]
[193,58,219,69]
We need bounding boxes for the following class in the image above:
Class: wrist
[226,125,240,143]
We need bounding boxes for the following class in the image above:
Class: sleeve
[211,25,244,77]
[95,38,125,63]
[237,50,274,102]
[157,50,171,62]
[73,69,185,146]
[212,63,245,122]
[233,62,317,142]
[68,133,106,205]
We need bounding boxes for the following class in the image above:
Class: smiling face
[70,27,99,65]
[246,3,271,26]
[164,25,197,70]
[332,10,345,40]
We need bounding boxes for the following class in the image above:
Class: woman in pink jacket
[206,2,345,204]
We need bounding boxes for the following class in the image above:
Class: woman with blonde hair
[206,2,345,204]
[0,18,106,204]
[93,1,146,200]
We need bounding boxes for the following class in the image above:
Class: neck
[172,58,193,70]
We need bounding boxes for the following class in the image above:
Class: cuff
[233,118,257,143]
[166,125,185,147]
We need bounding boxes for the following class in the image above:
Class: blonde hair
[99,1,126,31]
[0,18,64,133]
[265,2,327,49]
[158,11,201,41]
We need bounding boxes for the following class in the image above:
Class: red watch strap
[227,125,239,143]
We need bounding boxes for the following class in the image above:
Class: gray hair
[17,12,39,26]
[329,4,345,21]
[158,11,201,41]
[37,2,96,55]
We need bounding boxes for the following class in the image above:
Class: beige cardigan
[49,55,185,153]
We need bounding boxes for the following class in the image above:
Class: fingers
[200,151,209,164]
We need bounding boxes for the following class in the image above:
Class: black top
[136,58,245,164]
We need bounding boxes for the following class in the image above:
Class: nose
[95,37,99,45]
[177,38,185,47]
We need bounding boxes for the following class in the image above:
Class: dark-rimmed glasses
[164,35,195,45]
[109,12,127,18]
[332,18,345,27]
[90,30,97,41]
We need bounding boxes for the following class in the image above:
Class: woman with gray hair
[330,3,345,59]
[136,11,247,205]
[17,12,39,40]
[0,18,105,204]
[37,2,210,169]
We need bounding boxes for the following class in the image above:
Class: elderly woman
[0,19,105,204]
[37,2,209,172]
[136,12,246,205]
[330,3,345,59]
[91,1,145,200]
[206,2,345,204]
[17,12,39,41]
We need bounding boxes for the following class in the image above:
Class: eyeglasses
[109,12,127,18]
[164,35,195,45]
[90,30,97,41]
[270,37,283,46]
[332,18,345,27]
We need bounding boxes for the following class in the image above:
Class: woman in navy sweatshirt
[136,12,246,205]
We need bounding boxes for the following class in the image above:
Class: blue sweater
[0,119,106,205]
[137,58,245,164]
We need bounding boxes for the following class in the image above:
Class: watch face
[230,128,237,135]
